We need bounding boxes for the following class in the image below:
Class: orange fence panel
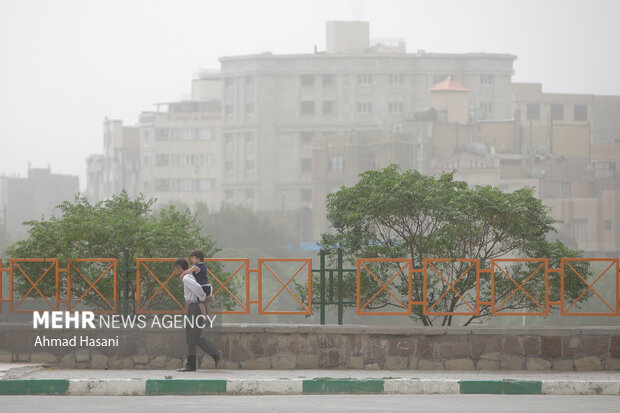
[423,258,479,316]
[136,258,186,314]
[258,259,312,315]
[9,258,59,313]
[205,258,250,314]
[356,258,412,315]
[491,258,549,316]
[67,259,117,314]
[0,258,5,310]
[561,258,619,316]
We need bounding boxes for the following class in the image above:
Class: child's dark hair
[173,258,189,271]
[190,249,205,262]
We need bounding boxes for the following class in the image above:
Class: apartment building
[218,21,515,238]
[138,98,222,210]
[0,167,79,239]
[86,119,140,202]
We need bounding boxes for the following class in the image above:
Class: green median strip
[303,378,384,394]
[0,379,70,395]
[459,380,542,395]
[145,379,226,395]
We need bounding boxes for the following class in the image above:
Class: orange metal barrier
[491,258,549,316]
[9,258,60,313]
[356,258,412,315]
[67,259,117,314]
[258,259,312,315]
[1,256,619,318]
[561,258,620,316]
[136,258,186,314]
[423,258,479,316]
[205,258,250,314]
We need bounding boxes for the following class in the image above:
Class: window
[198,179,214,192]
[198,129,214,140]
[388,102,403,113]
[245,75,254,86]
[357,74,372,84]
[322,101,335,115]
[156,128,169,141]
[301,131,315,142]
[155,154,169,166]
[225,161,234,172]
[328,156,345,172]
[573,218,589,239]
[322,74,335,87]
[357,102,373,113]
[301,101,315,115]
[560,181,572,198]
[245,189,254,199]
[157,128,213,141]
[225,104,234,115]
[301,158,312,172]
[245,133,255,154]
[550,104,564,121]
[604,220,612,231]
[301,74,315,87]
[389,74,404,84]
[225,78,233,88]
[225,190,234,200]
[480,74,494,85]
[245,159,255,171]
[155,179,169,191]
[245,103,255,115]
[527,103,540,120]
[481,102,494,115]
[574,104,587,121]
[300,132,314,159]
[301,189,312,202]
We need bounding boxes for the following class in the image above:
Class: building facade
[218,21,515,239]
[0,167,79,239]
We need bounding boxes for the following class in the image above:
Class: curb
[0,378,619,396]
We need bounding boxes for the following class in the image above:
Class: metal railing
[0,255,618,323]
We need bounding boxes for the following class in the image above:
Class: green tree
[319,165,591,326]
[6,191,218,313]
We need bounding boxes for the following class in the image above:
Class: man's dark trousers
[185,302,220,358]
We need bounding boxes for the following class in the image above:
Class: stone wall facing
[1,323,619,371]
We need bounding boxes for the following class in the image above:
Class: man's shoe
[212,352,222,369]
[177,355,196,372]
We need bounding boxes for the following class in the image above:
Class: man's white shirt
[182,273,206,303]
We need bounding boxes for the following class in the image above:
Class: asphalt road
[1,395,619,412]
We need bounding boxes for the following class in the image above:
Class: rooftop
[429,76,471,93]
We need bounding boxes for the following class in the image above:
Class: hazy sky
[1,0,619,189]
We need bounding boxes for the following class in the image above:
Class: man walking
[173,258,222,372]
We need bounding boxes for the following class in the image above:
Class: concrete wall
[1,324,619,371]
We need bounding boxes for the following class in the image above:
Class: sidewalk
[1,363,619,396]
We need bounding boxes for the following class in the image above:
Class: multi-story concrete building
[512,82,620,145]
[311,76,620,255]
[311,129,425,239]
[0,166,79,239]
[84,20,620,250]
[87,72,223,210]
[86,119,140,202]
[218,21,516,239]
[137,71,223,210]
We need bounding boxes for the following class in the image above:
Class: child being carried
[181,249,213,318]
